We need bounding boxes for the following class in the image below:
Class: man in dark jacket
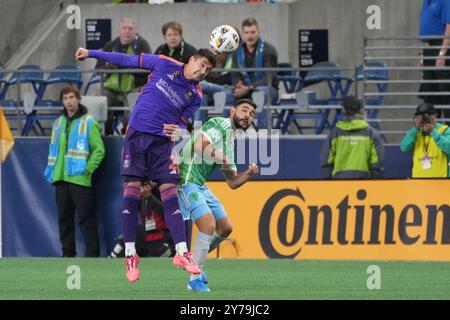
[320,96,384,179]
[231,18,279,104]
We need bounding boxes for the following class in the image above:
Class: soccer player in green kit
[177,99,259,292]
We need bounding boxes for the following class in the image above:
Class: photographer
[400,103,450,178]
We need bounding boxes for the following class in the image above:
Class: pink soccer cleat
[124,255,140,283]
[173,252,201,274]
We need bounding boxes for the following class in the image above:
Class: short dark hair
[60,86,81,102]
[194,48,217,68]
[415,102,436,115]
[242,17,259,29]
[233,98,257,110]
[342,95,362,116]
[162,21,183,36]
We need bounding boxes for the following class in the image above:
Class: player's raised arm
[75,47,158,70]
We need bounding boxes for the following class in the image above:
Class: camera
[108,235,124,258]
[421,113,432,125]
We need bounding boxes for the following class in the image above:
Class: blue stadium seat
[37,64,83,106]
[303,61,353,101]
[0,66,8,100]
[357,60,389,141]
[0,65,46,111]
[303,61,353,130]
[7,65,45,98]
[277,62,302,94]
[279,61,353,134]
[84,73,102,95]
[280,90,331,134]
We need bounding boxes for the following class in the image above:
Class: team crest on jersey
[167,70,179,80]
[184,89,194,100]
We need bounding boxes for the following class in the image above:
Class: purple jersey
[89,51,202,136]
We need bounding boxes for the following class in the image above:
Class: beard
[232,114,250,130]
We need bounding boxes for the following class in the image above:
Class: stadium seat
[20,92,46,136]
[302,61,353,131]
[81,95,108,134]
[357,60,389,141]
[6,65,46,98]
[212,91,227,116]
[280,90,331,134]
[110,91,140,134]
[0,66,9,100]
[83,73,102,95]
[126,91,140,113]
[251,91,281,130]
[277,62,302,94]
[303,61,353,101]
[0,65,46,111]
[37,64,83,106]
[0,65,47,132]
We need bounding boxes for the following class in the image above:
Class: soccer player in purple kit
[75,46,216,283]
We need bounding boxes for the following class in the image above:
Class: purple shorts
[121,127,179,184]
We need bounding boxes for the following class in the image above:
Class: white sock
[125,242,136,257]
[190,232,215,281]
[208,232,226,253]
[175,242,188,256]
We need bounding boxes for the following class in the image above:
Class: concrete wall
[0,0,61,64]
[0,0,112,65]
[75,3,291,60]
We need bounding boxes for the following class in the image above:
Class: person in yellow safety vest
[95,18,151,135]
[400,102,450,178]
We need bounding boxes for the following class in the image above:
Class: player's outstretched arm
[75,47,141,68]
[221,163,259,190]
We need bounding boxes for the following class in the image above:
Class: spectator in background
[418,0,450,122]
[96,18,151,135]
[400,102,450,178]
[320,96,384,179]
[109,181,175,258]
[201,52,234,107]
[155,21,198,64]
[194,51,235,123]
[231,17,279,104]
[44,86,105,257]
[112,0,149,3]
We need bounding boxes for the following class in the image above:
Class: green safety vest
[104,45,136,101]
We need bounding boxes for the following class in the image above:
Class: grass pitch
[0,258,448,300]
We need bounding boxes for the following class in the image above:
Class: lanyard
[423,133,431,156]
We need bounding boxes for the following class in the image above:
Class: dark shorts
[121,127,179,184]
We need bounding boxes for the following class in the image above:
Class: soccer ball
[209,25,240,53]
